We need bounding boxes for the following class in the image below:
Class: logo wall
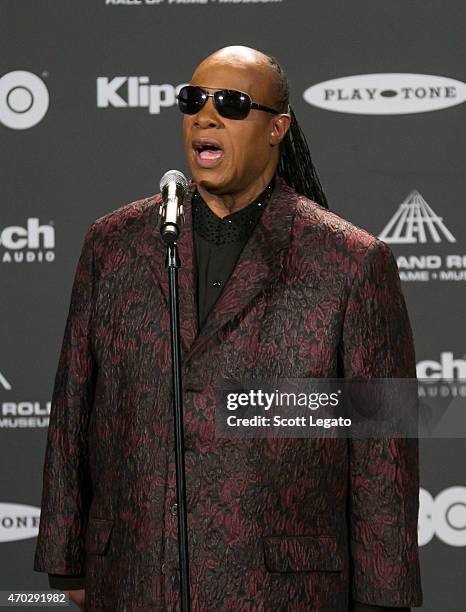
[0,370,50,429]
[417,352,466,408]
[0,371,12,391]
[0,71,49,129]
[97,77,187,114]
[0,503,40,542]
[0,218,55,264]
[419,487,466,547]
[303,73,466,115]
[379,191,465,282]
[417,352,466,381]
[104,0,281,6]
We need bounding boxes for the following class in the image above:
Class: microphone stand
[161,229,191,611]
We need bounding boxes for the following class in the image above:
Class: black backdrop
[1,2,465,610]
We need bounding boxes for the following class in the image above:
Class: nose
[193,95,222,128]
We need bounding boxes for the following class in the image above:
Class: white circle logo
[419,486,466,547]
[0,71,49,129]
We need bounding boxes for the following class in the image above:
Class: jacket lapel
[141,176,297,363]
[141,181,199,357]
[185,175,297,362]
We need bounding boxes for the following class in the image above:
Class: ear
[269,113,291,146]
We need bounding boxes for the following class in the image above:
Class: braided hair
[266,55,329,209]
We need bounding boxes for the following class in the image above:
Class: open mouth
[192,140,225,166]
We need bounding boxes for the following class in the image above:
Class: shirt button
[170,503,178,516]
[212,280,221,287]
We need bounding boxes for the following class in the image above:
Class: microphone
[159,170,188,244]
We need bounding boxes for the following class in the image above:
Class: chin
[198,178,223,193]
[195,172,230,195]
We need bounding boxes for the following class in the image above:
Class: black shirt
[193,175,275,329]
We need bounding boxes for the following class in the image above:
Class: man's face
[182,57,281,195]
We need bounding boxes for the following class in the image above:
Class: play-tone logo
[303,73,466,115]
[0,71,49,129]
[419,487,466,547]
[378,192,465,282]
[0,218,55,264]
[97,77,187,115]
[379,190,455,244]
[0,503,40,542]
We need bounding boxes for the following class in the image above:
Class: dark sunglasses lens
[214,90,251,119]
[177,86,206,115]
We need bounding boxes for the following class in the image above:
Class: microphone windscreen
[160,169,188,193]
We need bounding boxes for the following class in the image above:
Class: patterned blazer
[34,176,422,611]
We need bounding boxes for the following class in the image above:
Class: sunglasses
[177,85,280,120]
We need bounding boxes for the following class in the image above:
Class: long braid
[267,55,329,209]
[277,105,329,209]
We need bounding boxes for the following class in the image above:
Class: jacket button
[170,503,178,516]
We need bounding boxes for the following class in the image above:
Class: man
[34,46,422,611]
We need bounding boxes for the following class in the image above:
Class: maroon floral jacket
[34,176,422,610]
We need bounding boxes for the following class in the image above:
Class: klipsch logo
[0,503,40,542]
[379,192,465,282]
[0,218,55,264]
[97,77,187,115]
[303,74,466,115]
[0,71,49,129]
[417,352,466,380]
[417,352,466,402]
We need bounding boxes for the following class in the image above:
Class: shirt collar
[192,174,276,245]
